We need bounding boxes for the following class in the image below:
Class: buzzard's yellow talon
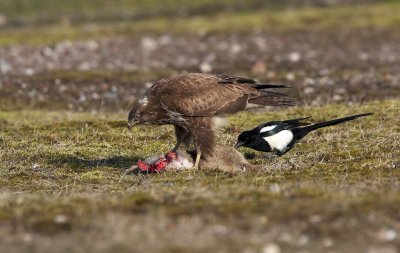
[192,152,201,170]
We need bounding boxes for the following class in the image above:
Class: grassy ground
[0,100,399,252]
[1,1,400,252]
[0,0,389,26]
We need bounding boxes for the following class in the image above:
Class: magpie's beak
[234,141,245,149]
[127,118,139,131]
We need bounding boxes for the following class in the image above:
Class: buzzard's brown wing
[152,73,294,117]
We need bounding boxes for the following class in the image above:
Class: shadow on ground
[48,155,141,171]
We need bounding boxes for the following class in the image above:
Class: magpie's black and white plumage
[235,113,373,156]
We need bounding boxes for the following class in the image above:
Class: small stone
[332,94,342,101]
[251,60,267,74]
[86,40,99,51]
[22,233,33,243]
[103,92,117,99]
[318,69,330,76]
[200,62,212,73]
[92,92,100,99]
[377,228,397,242]
[159,35,172,45]
[217,41,229,50]
[259,216,268,224]
[0,60,11,73]
[279,232,293,242]
[210,224,228,235]
[54,214,68,224]
[42,47,54,56]
[28,89,37,98]
[230,44,242,54]
[323,238,334,247]
[288,52,301,63]
[0,13,7,26]
[298,235,309,245]
[79,92,87,102]
[24,68,35,76]
[303,87,315,95]
[269,183,281,193]
[59,85,67,92]
[309,214,322,223]
[359,52,369,61]
[261,243,281,253]
[286,73,295,81]
[78,62,91,71]
[336,87,346,94]
[304,78,316,85]
[141,37,157,52]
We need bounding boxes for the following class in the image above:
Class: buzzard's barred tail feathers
[216,74,258,84]
[215,74,288,89]
[249,83,289,90]
[249,91,298,107]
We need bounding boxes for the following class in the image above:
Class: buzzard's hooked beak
[234,141,245,149]
[127,118,139,131]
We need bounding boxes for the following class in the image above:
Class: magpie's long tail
[293,113,373,140]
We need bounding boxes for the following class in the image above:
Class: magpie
[234,113,373,156]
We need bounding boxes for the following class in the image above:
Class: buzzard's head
[127,96,158,130]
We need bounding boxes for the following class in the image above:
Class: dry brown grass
[0,100,399,252]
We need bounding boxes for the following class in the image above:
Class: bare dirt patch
[1,28,399,111]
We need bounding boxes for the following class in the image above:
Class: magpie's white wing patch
[260,125,277,133]
[264,130,294,151]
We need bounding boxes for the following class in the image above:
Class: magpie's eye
[244,136,252,142]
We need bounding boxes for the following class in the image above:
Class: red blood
[137,160,149,171]
[165,151,177,162]
[136,151,177,173]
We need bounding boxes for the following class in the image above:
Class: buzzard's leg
[172,136,184,152]
[173,125,190,152]
[193,152,201,170]
[189,117,215,170]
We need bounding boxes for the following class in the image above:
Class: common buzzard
[128,73,296,169]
